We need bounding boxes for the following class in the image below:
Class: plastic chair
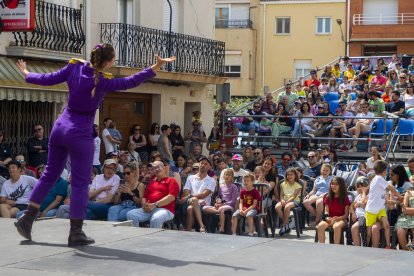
[324,92,339,103]
[349,93,357,101]
[329,100,340,115]
[398,119,414,136]
[370,119,394,136]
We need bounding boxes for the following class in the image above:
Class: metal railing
[12,1,85,54]
[353,13,414,25]
[215,19,253,29]
[229,56,342,116]
[100,23,225,77]
[222,113,400,155]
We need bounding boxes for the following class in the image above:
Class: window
[215,6,230,28]
[163,0,180,32]
[225,66,241,78]
[118,0,134,25]
[316,17,331,34]
[362,45,397,56]
[363,0,398,25]
[294,60,312,80]
[276,17,290,34]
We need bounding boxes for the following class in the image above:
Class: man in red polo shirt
[126,160,179,228]
[304,69,321,88]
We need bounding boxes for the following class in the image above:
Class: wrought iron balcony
[11,1,85,54]
[100,23,225,77]
[215,19,253,29]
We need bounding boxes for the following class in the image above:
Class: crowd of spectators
[1,120,414,250]
[228,55,414,151]
[1,55,414,250]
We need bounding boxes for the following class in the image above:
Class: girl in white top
[350,176,369,246]
[327,77,338,93]
[148,122,161,155]
[403,84,414,111]
[303,164,333,228]
[365,146,384,175]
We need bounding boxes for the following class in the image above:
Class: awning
[0,57,68,103]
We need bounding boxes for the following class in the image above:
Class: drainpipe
[83,0,90,60]
[262,2,266,95]
[166,0,172,71]
[346,0,350,56]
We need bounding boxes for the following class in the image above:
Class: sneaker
[340,145,348,152]
[407,244,414,251]
[288,216,295,229]
[279,225,286,236]
[348,147,357,152]
[285,224,291,234]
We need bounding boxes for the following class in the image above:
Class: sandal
[200,226,206,233]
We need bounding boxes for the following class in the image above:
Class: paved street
[0,218,412,276]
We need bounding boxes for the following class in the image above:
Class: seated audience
[0,161,36,218]
[126,160,179,228]
[181,156,216,233]
[108,162,145,222]
[231,174,261,236]
[86,159,120,220]
[317,177,350,244]
[203,169,238,234]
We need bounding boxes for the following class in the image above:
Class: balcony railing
[100,23,225,77]
[12,1,85,53]
[353,13,414,25]
[215,19,252,29]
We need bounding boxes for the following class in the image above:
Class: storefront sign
[0,0,35,32]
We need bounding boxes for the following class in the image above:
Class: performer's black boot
[14,205,39,240]
[68,219,95,247]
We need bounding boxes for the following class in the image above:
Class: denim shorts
[233,209,258,218]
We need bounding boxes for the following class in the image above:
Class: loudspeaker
[216,83,231,104]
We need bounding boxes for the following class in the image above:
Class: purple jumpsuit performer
[14,43,175,246]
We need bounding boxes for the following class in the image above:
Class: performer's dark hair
[90,43,115,97]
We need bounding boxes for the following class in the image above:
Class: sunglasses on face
[254,106,260,108]
[253,152,261,155]
[123,171,131,176]
[308,156,315,158]
[135,128,141,131]
[283,158,291,162]
[34,128,42,132]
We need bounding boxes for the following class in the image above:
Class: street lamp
[336,19,346,56]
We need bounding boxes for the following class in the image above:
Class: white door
[363,0,398,24]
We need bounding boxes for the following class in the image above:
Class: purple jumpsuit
[25,59,156,219]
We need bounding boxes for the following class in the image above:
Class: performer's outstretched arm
[105,55,176,92]
[16,60,70,86]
